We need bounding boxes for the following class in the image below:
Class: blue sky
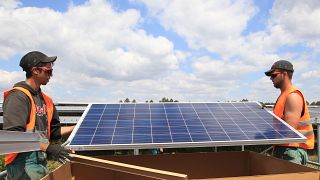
[0,0,319,103]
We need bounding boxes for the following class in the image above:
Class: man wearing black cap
[265,60,314,165]
[2,51,74,179]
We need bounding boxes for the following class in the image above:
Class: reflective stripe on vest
[301,130,314,137]
[3,87,54,165]
[299,120,313,126]
[273,86,314,149]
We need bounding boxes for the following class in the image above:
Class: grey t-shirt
[3,81,61,141]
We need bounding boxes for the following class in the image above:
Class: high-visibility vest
[3,87,54,165]
[273,86,314,149]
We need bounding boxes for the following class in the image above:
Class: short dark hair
[26,70,32,78]
[287,71,293,79]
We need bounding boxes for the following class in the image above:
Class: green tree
[310,101,320,106]
[159,97,166,102]
[124,98,130,103]
[160,97,178,102]
[132,99,136,103]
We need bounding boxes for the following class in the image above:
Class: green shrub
[0,155,5,172]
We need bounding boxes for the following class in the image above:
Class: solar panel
[66,102,306,151]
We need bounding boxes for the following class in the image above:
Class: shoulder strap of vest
[41,92,54,137]
[5,87,37,131]
[288,88,306,117]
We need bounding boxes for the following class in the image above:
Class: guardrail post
[317,120,320,164]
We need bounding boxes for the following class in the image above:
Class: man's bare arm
[284,93,303,129]
[61,125,75,136]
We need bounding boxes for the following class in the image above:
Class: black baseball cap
[265,60,294,76]
[19,51,57,72]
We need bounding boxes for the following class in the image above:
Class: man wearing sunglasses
[2,51,74,179]
[265,60,314,165]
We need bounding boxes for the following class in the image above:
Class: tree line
[118,98,320,106]
[119,97,179,103]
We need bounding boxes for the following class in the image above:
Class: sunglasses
[33,66,53,76]
[270,72,283,79]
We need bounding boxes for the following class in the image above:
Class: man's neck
[280,80,292,93]
[25,78,40,91]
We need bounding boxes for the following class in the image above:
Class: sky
[0,0,319,103]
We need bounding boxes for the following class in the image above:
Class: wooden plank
[42,162,73,180]
[70,154,188,180]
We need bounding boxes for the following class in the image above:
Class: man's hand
[46,144,72,163]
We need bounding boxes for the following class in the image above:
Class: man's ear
[283,71,289,79]
[31,68,39,75]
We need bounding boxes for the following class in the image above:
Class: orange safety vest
[3,87,54,165]
[273,86,314,149]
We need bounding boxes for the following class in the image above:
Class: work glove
[46,144,72,163]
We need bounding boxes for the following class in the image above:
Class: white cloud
[269,0,320,48]
[137,0,257,57]
[0,0,185,102]
[135,0,285,69]
[0,70,24,95]
[300,70,320,80]
[0,0,21,9]
[304,84,320,102]
[115,71,238,102]
[248,76,279,102]
[0,0,179,82]
[192,56,254,80]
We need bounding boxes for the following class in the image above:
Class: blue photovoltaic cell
[68,102,305,150]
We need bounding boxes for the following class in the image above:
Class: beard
[273,83,280,89]
[273,79,283,89]
[41,79,49,85]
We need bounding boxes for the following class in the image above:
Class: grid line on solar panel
[148,104,154,143]
[243,103,288,139]
[202,103,231,141]
[252,102,297,137]
[168,119,186,126]
[106,104,121,109]
[242,105,272,132]
[133,104,151,143]
[88,105,107,145]
[90,104,106,109]
[133,134,152,143]
[71,135,93,145]
[92,135,112,144]
[176,105,193,141]
[107,104,126,144]
[161,104,174,143]
[189,103,213,141]
[224,104,268,138]
[128,104,136,144]
[95,127,114,136]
